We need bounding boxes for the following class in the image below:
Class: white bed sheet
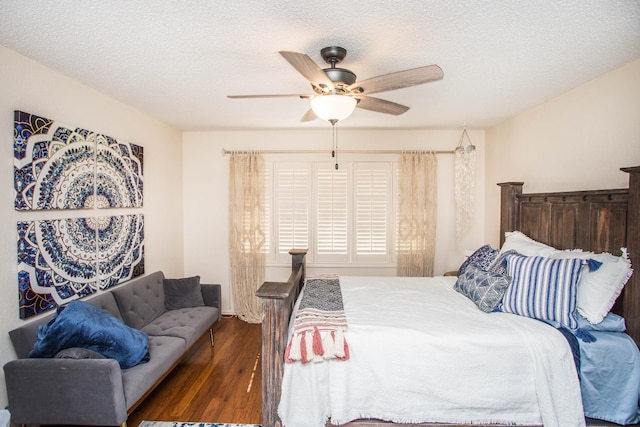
[278,276,585,427]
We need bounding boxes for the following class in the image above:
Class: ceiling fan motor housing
[320,46,356,85]
[323,67,357,86]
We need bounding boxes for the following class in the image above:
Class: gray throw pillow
[163,276,205,310]
[454,264,511,313]
[54,347,106,359]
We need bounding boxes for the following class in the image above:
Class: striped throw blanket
[285,274,350,363]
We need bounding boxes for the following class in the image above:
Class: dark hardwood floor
[127,316,262,426]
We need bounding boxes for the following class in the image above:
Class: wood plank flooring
[126,316,262,426]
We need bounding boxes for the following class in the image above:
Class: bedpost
[290,248,306,282]
[256,249,307,427]
[622,167,640,345]
[497,182,524,246]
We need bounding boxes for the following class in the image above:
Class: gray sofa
[3,271,221,427]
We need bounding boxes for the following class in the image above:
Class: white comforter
[278,276,585,427]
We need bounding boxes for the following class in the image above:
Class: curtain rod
[222,148,455,156]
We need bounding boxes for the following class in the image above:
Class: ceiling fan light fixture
[310,94,357,122]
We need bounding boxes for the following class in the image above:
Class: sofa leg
[209,328,215,347]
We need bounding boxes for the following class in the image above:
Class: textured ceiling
[1,0,639,131]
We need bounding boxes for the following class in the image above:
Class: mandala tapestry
[96,134,144,208]
[14,110,146,319]
[97,214,145,289]
[13,110,144,210]
[17,215,145,319]
[14,111,95,210]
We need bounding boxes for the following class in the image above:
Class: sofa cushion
[112,271,167,329]
[121,334,186,409]
[163,276,205,310]
[141,306,219,348]
[87,291,126,322]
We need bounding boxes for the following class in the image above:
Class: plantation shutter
[262,163,271,254]
[316,164,348,259]
[355,162,391,261]
[275,163,309,256]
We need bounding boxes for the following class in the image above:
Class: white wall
[485,58,640,247]
[182,129,486,315]
[0,46,185,408]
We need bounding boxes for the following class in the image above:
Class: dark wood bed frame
[256,166,640,427]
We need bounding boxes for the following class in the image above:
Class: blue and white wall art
[13,111,145,319]
[14,110,143,210]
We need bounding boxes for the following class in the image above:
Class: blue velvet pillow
[30,300,149,369]
[457,245,500,276]
[454,264,512,313]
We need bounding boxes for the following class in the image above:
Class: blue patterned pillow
[457,245,500,276]
[454,264,511,313]
[488,249,520,275]
[501,254,586,329]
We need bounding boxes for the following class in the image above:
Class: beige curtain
[229,152,265,323]
[397,151,437,277]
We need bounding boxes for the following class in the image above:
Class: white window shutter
[262,163,271,255]
[355,163,391,261]
[316,165,348,257]
[275,164,309,256]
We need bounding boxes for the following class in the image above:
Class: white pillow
[499,231,558,257]
[551,249,633,324]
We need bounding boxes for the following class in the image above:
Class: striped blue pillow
[501,254,586,330]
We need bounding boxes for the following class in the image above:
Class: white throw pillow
[551,249,633,324]
[499,231,558,257]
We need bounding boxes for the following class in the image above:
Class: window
[354,162,391,262]
[316,165,348,258]
[267,157,395,266]
[274,163,309,256]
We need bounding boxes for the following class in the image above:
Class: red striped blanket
[285,274,350,363]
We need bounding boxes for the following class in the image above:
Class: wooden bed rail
[256,249,307,427]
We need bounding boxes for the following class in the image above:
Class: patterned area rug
[139,422,260,427]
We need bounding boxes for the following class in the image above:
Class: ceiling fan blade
[227,94,312,99]
[279,51,335,90]
[349,64,443,95]
[300,109,317,122]
[355,96,410,115]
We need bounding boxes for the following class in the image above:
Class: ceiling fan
[228,46,444,122]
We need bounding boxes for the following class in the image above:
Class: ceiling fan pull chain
[332,123,336,158]
[333,122,339,170]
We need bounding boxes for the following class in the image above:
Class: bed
[256,165,640,427]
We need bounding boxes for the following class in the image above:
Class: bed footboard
[256,249,307,427]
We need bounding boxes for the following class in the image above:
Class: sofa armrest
[3,358,127,426]
[201,283,222,320]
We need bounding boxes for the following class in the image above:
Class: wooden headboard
[498,166,640,345]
